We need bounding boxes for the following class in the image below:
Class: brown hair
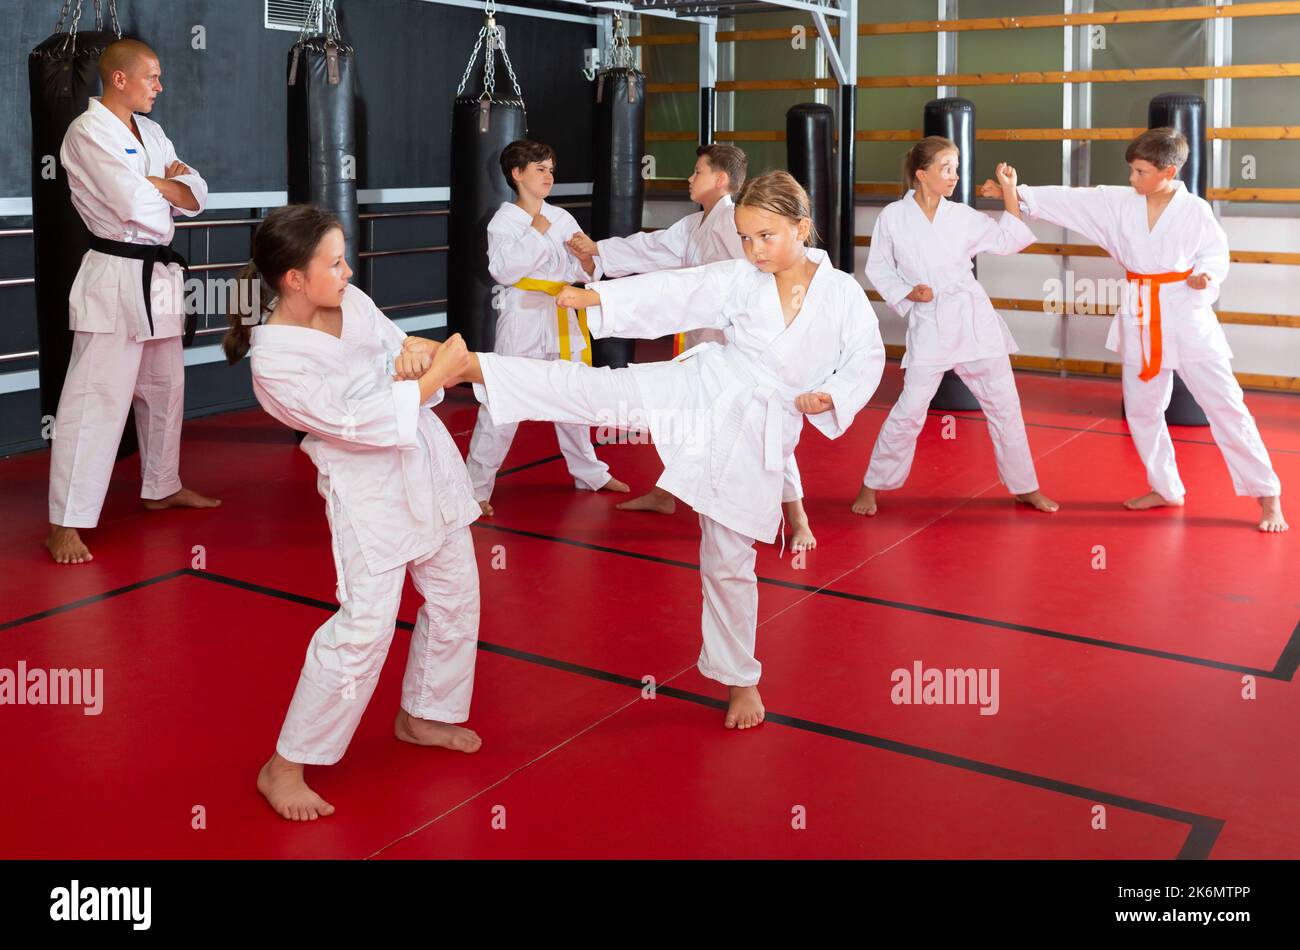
[500,139,557,193]
[1125,127,1188,170]
[697,144,748,194]
[736,170,817,246]
[223,204,342,364]
[901,135,959,194]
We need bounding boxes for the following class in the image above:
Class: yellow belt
[512,278,592,366]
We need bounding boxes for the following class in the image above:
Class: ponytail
[223,260,264,364]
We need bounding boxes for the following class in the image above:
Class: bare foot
[1123,490,1184,511]
[1258,496,1289,533]
[46,524,93,565]
[478,499,494,518]
[142,487,222,511]
[1015,490,1060,513]
[598,476,631,494]
[851,485,878,516]
[394,710,482,753]
[616,487,677,514]
[724,685,765,730]
[256,753,335,821]
[785,501,817,552]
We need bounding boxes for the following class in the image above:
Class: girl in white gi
[464,139,629,516]
[854,137,1059,517]
[409,172,886,729]
[566,145,820,553]
[223,206,483,821]
[980,127,1286,532]
[47,40,220,565]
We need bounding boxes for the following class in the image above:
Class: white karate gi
[472,248,885,686]
[465,200,610,502]
[1019,181,1280,500]
[251,286,482,765]
[596,194,805,503]
[596,194,741,351]
[48,97,208,527]
[863,192,1040,495]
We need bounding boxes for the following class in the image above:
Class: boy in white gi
[567,145,820,552]
[464,139,629,516]
[226,205,483,821]
[47,40,220,565]
[982,127,1285,532]
[411,173,886,730]
[855,137,1058,517]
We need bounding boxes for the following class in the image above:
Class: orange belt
[1126,268,1192,381]
[671,332,686,356]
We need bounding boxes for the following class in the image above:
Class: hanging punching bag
[287,3,359,274]
[589,52,645,369]
[1145,93,1210,426]
[923,97,981,412]
[448,15,527,355]
[28,11,120,425]
[786,103,834,253]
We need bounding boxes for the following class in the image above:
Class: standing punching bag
[287,1,359,274]
[448,14,527,355]
[786,103,834,253]
[28,5,120,425]
[924,97,981,411]
[1145,93,1210,426]
[589,19,644,369]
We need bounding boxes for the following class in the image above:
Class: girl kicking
[853,137,1058,517]
[411,172,885,729]
[224,205,483,821]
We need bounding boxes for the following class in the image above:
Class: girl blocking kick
[224,206,484,821]
[853,137,1059,517]
[408,172,886,730]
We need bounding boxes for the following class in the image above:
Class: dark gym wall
[0,0,598,455]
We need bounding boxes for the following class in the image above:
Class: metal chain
[68,0,84,39]
[456,18,522,104]
[58,0,118,38]
[324,0,342,40]
[455,27,487,96]
[608,13,635,69]
[493,24,523,98]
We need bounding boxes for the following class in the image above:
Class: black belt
[88,236,194,345]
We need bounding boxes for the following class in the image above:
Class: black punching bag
[449,97,527,354]
[287,14,359,274]
[590,65,645,369]
[29,23,119,424]
[786,103,834,253]
[924,97,981,412]
[449,14,528,355]
[1145,93,1210,426]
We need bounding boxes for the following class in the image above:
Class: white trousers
[1122,359,1281,501]
[465,405,610,502]
[697,513,761,687]
[48,325,185,528]
[864,356,1039,495]
[276,521,480,766]
[475,354,765,687]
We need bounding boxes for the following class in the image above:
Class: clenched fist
[795,392,834,415]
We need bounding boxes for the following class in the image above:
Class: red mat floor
[2,353,1298,859]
